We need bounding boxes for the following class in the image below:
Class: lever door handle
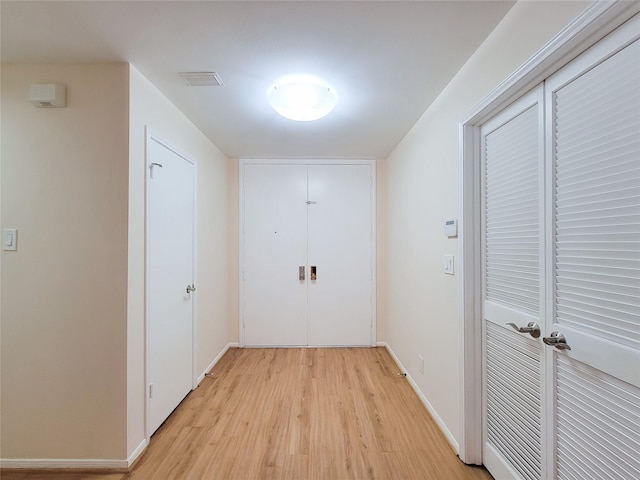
[543,331,571,350]
[186,284,196,294]
[506,322,541,338]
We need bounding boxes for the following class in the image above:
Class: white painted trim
[381,343,459,453]
[144,127,198,441]
[0,458,129,470]
[191,154,199,391]
[457,0,640,466]
[238,158,377,348]
[238,159,244,347]
[196,342,238,384]
[127,439,148,467]
[370,162,377,347]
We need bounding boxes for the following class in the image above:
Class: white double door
[147,132,195,436]
[242,161,374,347]
[481,17,639,480]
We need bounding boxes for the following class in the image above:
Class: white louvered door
[481,13,640,480]
[481,87,546,480]
[545,21,640,480]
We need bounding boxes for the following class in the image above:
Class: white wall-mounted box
[29,83,66,108]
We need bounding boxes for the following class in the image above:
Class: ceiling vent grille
[179,72,224,87]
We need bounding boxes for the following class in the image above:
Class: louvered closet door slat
[556,357,640,480]
[482,87,544,480]
[553,38,640,349]
[549,29,640,480]
[485,105,540,314]
[486,322,542,480]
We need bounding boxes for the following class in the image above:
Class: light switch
[3,228,17,251]
[444,255,454,275]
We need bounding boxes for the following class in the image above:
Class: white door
[243,164,308,346]
[481,15,640,480]
[147,134,195,436]
[481,87,546,480]
[544,25,639,480]
[307,164,373,346]
[241,161,374,347]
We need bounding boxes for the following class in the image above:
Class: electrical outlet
[444,255,454,275]
[418,355,424,374]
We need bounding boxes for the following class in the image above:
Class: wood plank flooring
[2,347,491,480]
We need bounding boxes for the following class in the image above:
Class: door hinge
[149,383,153,398]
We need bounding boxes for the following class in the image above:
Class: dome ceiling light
[268,75,337,121]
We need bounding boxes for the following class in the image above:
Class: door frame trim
[144,127,198,440]
[239,158,377,348]
[457,1,640,465]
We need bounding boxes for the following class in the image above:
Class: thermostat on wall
[444,218,458,238]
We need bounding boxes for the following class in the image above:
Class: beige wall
[384,0,590,449]
[0,63,233,462]
[1,64,130,459]
[127,66,233,456]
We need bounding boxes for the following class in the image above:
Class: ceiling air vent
[178,72,224,87]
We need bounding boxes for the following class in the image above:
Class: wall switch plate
[444,255,454,275]
[3,228,17,251]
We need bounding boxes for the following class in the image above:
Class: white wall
[128,66,233,456]
[384,0,590,449]
[1,64,130,460]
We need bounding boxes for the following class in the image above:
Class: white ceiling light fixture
[268,74,337,121]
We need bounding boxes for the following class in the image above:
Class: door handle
[299,266,305,281]
[543,331,571,350]
[506,322,541,338]
[310,266,317,281]
[186,284,196,294]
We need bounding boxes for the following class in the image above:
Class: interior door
[545,26,640,480]
[307,164,373,346]
[243,164,308,346]
[481,87,546,480]
[147,134,195,436]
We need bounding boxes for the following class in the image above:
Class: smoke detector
[179,72,224,87]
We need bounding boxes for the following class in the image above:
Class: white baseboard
[196,342,238,385]
[380,342,460,454]
[0,458,129,470]
[127,438,148,467]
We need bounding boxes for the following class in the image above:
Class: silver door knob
[186,284,196,293]
[506,322,541,338]
[543,331,571,350]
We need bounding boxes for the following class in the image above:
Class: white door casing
[240,159,376,347]
[146,130,196,437]
[459,1,640,466]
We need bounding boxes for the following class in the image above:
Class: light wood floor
[2,347,491,480]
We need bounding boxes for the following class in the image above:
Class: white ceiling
[1,0,515,159]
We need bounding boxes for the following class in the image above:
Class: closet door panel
[481,87,546,480]
[546,24,640,480]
